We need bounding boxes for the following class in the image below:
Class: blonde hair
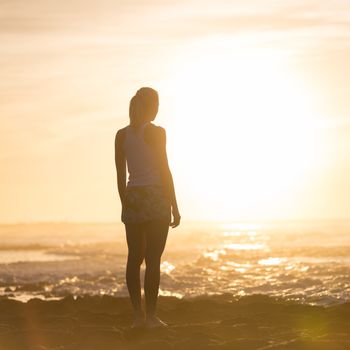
[129,87,159,128]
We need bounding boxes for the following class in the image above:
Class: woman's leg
[125,223,146,321]
[143,220,169,319]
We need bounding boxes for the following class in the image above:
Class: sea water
[0,221,349,305]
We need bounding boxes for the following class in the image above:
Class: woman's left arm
[147,126,181,228]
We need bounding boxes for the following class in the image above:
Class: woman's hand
[170,207,181,228]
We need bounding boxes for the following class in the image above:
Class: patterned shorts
[122,185,171,225]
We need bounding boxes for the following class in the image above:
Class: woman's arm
[147,126,181,228]
[114,129,127,207]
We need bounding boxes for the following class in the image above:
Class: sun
[161,49,320,220]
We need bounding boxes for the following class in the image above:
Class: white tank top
[123,122,162,187]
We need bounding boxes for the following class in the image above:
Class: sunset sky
[1,0,350,223]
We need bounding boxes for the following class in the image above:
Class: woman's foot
[145,315,168,329]
[131,312,146,329]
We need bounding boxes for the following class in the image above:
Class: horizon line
[0,217,350,225]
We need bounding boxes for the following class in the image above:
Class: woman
[114,87,181,328]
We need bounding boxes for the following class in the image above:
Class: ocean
[0,220,349,305]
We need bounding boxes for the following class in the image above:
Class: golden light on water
[161,261,176,274]
[258,257,284,266]
[225,243,266,250]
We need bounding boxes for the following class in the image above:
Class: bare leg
[144,220,169,324]
[125,223,146,325]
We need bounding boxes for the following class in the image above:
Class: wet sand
[0,294,349,350]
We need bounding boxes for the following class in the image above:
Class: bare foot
[131,313,146,329]
[145,316,168,329]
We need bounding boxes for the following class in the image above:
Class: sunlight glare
[164,48,320,220]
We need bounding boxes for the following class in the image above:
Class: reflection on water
[0,250,79,264]
[161,261,175,274]
[225,243,266,250]
[203,249,226,261]
[259,257,284,265]
[0,221,349,305]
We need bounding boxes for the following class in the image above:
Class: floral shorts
[122,185,171,225]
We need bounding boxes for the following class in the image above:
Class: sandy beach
[0,294,349,350]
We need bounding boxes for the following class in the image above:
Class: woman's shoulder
[146,123,166,136]
[115,126,128,137]
[145,123,166,144]
[115,126,128,145]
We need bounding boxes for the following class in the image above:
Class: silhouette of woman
[114,87,181,328]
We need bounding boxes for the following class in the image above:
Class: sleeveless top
[123,122,162,187]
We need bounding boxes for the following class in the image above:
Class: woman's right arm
[114,129,126,207]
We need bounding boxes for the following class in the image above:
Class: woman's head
[129,87,159,127]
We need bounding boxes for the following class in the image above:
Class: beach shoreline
[0,294,349,350]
